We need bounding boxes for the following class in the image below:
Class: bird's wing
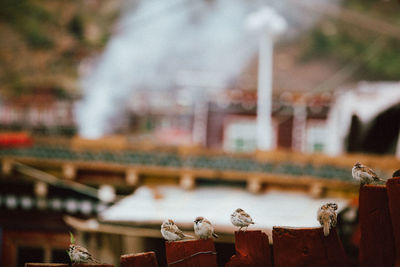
[172,224,186,238]
[359,169,375,181]
[330,212,337,227]
[362,166,379,178]
[239,210,254,223]
[317,209,324,225]
[203,219,212,226]
[76,245,90,254]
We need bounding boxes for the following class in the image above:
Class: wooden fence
[26,177,400,267]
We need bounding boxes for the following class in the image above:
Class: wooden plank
[71,264,114,267]
[25,264,69,267]
[165,238,218,267]
[386,178,400,266]
[272,226,349,267]
[2,155,358,192]
[359,185,395,267]
[226,230,272,267]
[120,252,158,267]
[2,159,13,175]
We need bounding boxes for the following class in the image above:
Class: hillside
[0,0,120,99]
[303,0,400,81]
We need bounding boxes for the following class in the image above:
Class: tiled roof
[0,145,354,182]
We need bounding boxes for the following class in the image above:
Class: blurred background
[0,0,399,266]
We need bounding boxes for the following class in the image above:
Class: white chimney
[246,7,287,150]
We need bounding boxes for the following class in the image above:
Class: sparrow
[392,169,400,178]
[68,244,99,264]
[352,162,383,185]
[194,216,219,239]
[317,203,338,237]
[161,219,193,242]
[230,208,255,231]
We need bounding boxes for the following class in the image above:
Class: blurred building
[1,1,399,266]
[0,89,76,136]
[326,82,400,157]
[0,158,111,266]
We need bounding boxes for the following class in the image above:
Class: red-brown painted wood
[359,185,395,267]
[71,264,114,267]
[226,230,272,267]
[272,226,349,267]
[25,264,69,267]
[120,252,158,267]
[386,177,400,266]
[165,238,218,267]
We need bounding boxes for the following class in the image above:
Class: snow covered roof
[99,185,348,236]
[326,81,400,155]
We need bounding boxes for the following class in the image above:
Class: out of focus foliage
[0,0,54,48]
[305,0,400,80]
[0,0,120,98]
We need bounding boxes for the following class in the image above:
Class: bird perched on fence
[67,233,99,264]
[392,169,400,178]
[231,208,255,231]
[161,219,193,242]
[352,162,383,185]
[194,216,219,239]
[317,203,338,237]
[68,244,100,264]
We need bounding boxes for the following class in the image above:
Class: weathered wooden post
[359,185,395,267]
[165,238,218,267]
[226,230,272,267]
[272,226,349,267]
[25,264,69,267]
[71,264,114,267]
[25,262,114,267]
[120,252,158,267]
[386,177,400,266]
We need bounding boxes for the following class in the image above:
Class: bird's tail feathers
[183,233,194,239]
[376,176,385,182]
[323,221,330,237]
[89,257,100,264]
[212,232,219,238]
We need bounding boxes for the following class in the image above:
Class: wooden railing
[1,145,361,197]
[26,177,400,266]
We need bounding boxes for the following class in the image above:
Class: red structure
[165,238,218,267]
[70,264,114,267]
[0,132,33,148]
[25,264,69,267]
[386,177,400,266]
[120,252,158,267]
[272,226,349,267]
[226,230,272,267]
[359,185,395,267]
[26,265,114,267]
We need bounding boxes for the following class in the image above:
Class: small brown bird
[161,219,193,242]
[230,208,255,231]
[352,162,382,185]
[317,203,338,237]
[392,169,400,178]
[194,216,219,239]
[68,244,99,264]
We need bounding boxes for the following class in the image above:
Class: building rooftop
[99,185,348,237]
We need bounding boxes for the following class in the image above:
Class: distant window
[306,121,327,153]
[17,247,44,267]
[224,119,257,152]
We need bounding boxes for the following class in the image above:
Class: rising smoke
[76,0,339,139]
